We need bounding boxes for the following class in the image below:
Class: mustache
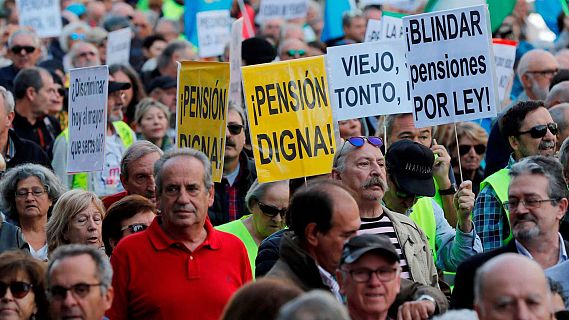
[173,204,196,212]
[513,213,538,225]
[539,140,555,149]
[226,140,236,147]
[362,176,388,191]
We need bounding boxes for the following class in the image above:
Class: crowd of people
[0,0,569,319]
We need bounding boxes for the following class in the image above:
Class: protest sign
[403,5,498,127]
[492,38,517,103]
[381,15,404,40]
[257,0,308,22]
[229,18,243,104]
[242,56,336,183]
[16,0,62,38]
[66,66,108,173]
[364,19,382,42]
[106,28,132,66]
[196,10,231,58]
[177,61,229,182]
[327,40,411,121]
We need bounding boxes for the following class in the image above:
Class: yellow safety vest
[410,197,437,261]
[61,121,134,190]
[479,168,512,245]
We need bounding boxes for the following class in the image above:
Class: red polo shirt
[106,216,252,320]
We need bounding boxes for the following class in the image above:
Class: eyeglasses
[70,32,86,41]
[78,51,96,59]
[227,124,244,135]
[517,123,558,139]
[287,49,306,57]
[502,198,559,211]
[258,202,287,218]
[526,69,558,77]
[15,186,48,198]
[48,283,102,300]
[10,45,36,55]
[0,281,33,299]
[458,144,486,156]
[120,223,148,234]
[343,267,399,283]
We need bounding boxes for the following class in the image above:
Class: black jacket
[451,238,569,309]
[6,129,52,170]
[12,112,61,159]
[208,153,257,226]
[255,229,286,277]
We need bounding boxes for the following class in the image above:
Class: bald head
[545,81,569,108]
[474,254,552,320]
[518,49,559,100]
[555,49,569,69]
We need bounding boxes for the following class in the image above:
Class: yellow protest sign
[242,56,336,183]
[177,61,229,182]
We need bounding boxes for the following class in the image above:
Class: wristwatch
[439,184,457,195]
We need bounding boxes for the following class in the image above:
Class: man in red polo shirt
[107,148,252,320]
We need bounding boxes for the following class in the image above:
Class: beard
[530,81,549,100]
[512,214,540,241]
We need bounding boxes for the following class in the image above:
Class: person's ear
[305,222,319,247]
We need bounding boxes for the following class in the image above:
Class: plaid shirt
[473,156,516,251]
[225,178,239,222]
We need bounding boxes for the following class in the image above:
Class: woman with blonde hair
[448,122,488,196]
[46,190,105,255]
[134,98,173,151]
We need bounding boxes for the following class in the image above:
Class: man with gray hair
[474,253,553,320]
[102,140,163,208]
[549,103,569,150]
[452,155,569,309]
[47,244,114,320]
[0,29,42,92]
[0,85,50,169]
[142,40,196,84]
[107,148,252,320]
[277,290,351,320]
[69,41,102,69]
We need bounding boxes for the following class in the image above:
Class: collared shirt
[12,111,60,153]
[223,162,243,222]
[515,233,568,268]
[4,134,15,162]
[473,155,517,251]
[317,265,343,303]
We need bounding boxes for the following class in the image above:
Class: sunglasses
[458,144,486,156]
[227,124,243,135]
[0,281,33,299]
[287,49,306,57]
[10,45,35,54]
[339,136,383,157]
[120,223,148,234]
[48,283,102,300]
[517,123,558,139]
[57,88,66,96]
[258,202,287,218]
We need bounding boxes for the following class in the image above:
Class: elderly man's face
[0,92,14,136]
[31,71,58,117]
[73,44,100,68]
[388,114,432,148]
[338,253,401,319]
[224,110,245,163]
[522,57,558,101]
[8,33,40,69]
[157,156,214,231]
[507,173,566,243]
[122,151,161,203]
[334,143,388,203]
[510,107,557,158]
[48,254,113,320]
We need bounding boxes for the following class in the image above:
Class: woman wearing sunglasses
[217,179,289,276]
[0,250,49,320]
[449,122,488,196]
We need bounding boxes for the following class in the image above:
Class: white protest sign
[361,0,422,11]
[67,66,108,174]
[403,5,498,127]
[327,40,412,121]
[257,0,308,22]
[229,18,243,104]
[492,39,517,103]
[381,15,404,40]
[196,10,231,58]
[106,28,132,66]
[16,0,62,38]
[364,19,382,42]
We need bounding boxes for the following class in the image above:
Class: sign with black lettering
[365,19,382,42]
[177,61,229,182]
[241,56,337,183]
[381,15,404,40]
[67,66,108,173]
[327,40,411,121]
[403,5,498,127]
[257,0,308,22]
[493,38,517,104]
[16,0,62,38]
[106,28,131,66]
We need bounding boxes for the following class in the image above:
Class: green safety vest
[479,168,512,245]
[61,121,135,190]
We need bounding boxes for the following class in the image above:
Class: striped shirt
[358,214,411,279]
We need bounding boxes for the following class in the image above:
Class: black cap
[385,140,435,197]
[146,76,177,93]
[109,81,131,93]
[241,37,277,66]
[340,234,399,265]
